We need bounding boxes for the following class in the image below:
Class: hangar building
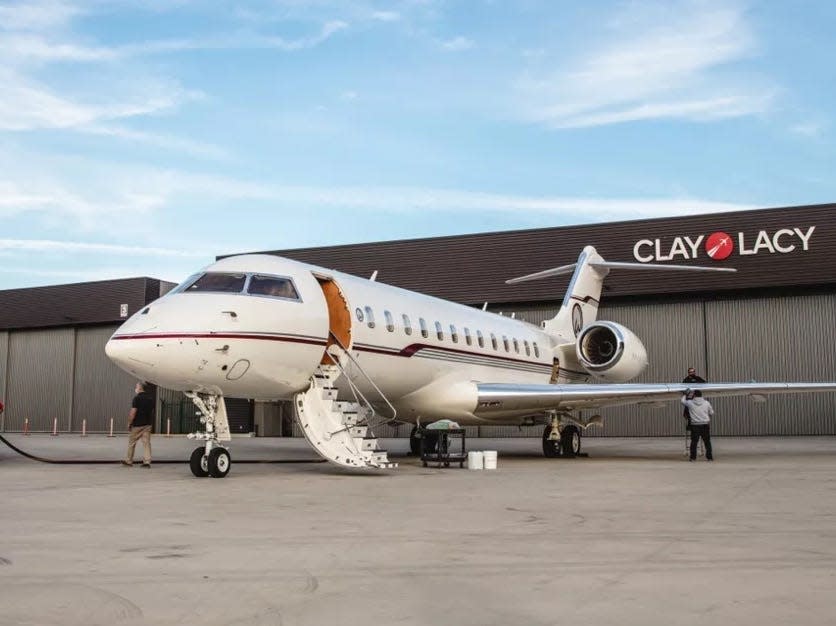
[1,202,834,437]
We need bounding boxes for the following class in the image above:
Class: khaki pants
[125,425,152,464]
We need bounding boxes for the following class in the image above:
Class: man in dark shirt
[681,367,706,456]
[122,382,155,467]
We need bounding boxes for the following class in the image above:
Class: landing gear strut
[186,391,232,478]
[542,414,582,458]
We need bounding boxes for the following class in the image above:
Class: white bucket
[467,451,484,470]
[483,450,498,470]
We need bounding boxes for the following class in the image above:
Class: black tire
[409,426,421,456]
[542,425,561,458]
[561,425,581,457]
[208,447,231,478]
[189,447,209,477]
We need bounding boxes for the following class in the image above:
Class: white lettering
[772,228,796,253]
[738,232,756,255]
[684,235,704,258]
[794,226,816,250]
[669,237,690,260]
[633,239,654,263]
[752,230,776,254]
[655,238,672,262]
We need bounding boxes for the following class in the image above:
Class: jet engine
[576,321,648,382]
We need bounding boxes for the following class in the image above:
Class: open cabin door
[316,276,352,364]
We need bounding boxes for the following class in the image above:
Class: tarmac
[2,434,836,626]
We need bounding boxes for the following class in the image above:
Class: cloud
[790,121,826,138]
[0,238,208,257]
[441,36,474,52]
[518,3,773,128]
[0,0,81,32]
[371,11,400,22]
[0,72,197,132]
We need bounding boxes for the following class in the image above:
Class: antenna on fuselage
[369,270,378,282]
[482,302,488,311]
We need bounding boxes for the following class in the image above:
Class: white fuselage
[106,254,561,424]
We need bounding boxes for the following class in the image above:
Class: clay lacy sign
[633,226,817,263]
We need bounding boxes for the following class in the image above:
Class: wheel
[409,426,421,456]
[208,447,231,478]
[189,447,209,477]
[561,425,581,457]
[542,425,562,458]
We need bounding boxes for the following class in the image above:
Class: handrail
[325,332,399,422]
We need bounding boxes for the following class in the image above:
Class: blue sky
[1,0,834,289]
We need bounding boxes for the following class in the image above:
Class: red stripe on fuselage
[111,333,327,346]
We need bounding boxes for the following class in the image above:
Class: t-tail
[507,246,737,383]
[507,245,736,341]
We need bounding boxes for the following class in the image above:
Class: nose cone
[106,332,157,380]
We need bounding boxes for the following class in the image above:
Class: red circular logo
[705,232,734,260]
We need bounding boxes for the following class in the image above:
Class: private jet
[105,246,836,477]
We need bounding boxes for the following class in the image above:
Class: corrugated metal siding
[705,294,836,435]
[226,398,254,434]
[0,277,155,331]
[591,301,707,436]
[5,328,74,432]
[0,331,8,429]
[253,204,836,305]
[73,326,138,432]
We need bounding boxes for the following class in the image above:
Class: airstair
[294,345,398,470]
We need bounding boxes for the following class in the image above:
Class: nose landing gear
[185,391,233,478]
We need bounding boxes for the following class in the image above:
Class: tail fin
[506,246,736,340]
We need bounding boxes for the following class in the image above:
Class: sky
[1,0,835,289]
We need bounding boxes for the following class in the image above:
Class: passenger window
[524,340,530,356]
[513,338,519,354]
[419,318,428,338]
[247,275,299,299]
[464,328,472,346]
[533,342,540,358]
[490,333,498,350]
[477,330,484,348]
[403,314,412,336]
[503,335,510,352]
[450,324,458,343]
[364,306,376,329]
[185,273,246,293]
[384,310,394,332]
[435,321,444,341]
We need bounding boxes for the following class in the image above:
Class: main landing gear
[542,414,582,458]
[186,391,233,478]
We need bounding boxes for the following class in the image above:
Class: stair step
[341,414,362,426]
[321,387,338,401]
[359,438,379,451]
[349,426,368,438]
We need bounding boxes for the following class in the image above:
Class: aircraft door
[549,358,560,384]
[316,278,352,364]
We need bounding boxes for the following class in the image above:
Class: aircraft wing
[474,382,836,416]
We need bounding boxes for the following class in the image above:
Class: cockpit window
[184,273,246,293]
[248,275,299,300]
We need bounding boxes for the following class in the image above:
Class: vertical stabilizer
[543,246,609,341]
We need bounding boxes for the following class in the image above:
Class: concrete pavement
[2,435,836,625]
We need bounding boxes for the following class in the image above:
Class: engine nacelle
[576,321,648,382]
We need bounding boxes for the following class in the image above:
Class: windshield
[183,273,247,293]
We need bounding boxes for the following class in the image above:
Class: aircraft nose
[105,334,156,379]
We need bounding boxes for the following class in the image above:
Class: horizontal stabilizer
[589,261,736,273]
[507,258,736,284]
[505,263,577,284]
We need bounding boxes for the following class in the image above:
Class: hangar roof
[232,203,836,306]
[0,278,174,331]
